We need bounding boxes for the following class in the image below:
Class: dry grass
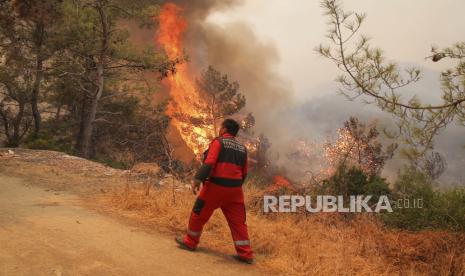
[97,182,465,276]
[1,149,461,275]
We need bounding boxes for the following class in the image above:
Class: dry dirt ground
[0,149,259,276]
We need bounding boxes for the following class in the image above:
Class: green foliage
[24,120,75,154]
[197,65,246,119]
[321,165,391,202]
[99,98,172,166]
[319,165,465,231]
[23,91,171,170]
[0,0,176,157]
[318,0,465,165]
[382,167,465,231]
[364,176,391,200]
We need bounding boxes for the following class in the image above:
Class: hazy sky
[207,0,465,101]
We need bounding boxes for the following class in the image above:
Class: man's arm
[191,139,221,194]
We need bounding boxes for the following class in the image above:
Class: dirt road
[0,175,259,276]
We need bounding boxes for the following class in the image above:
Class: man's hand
[191,179,202,195]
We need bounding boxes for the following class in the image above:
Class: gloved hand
[191,178,202,195]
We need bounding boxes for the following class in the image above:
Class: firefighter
[175,119,254,264]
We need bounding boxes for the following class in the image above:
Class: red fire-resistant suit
[182,133,254,260]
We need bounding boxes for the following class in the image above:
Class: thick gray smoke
[172,0,295,137]
[160,1,464,184]
[124,1,294,162]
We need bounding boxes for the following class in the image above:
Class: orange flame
[270,175,292,190]
[156,3,212,156]
[156,3,186,60]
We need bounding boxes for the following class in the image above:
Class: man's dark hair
[222,119,240,136]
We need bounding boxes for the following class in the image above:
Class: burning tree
[156,3,208,156]
[324,117,397,176]
[286,139,330,184]
[198,66,246,133]
[240,113,255,130]
[254,133,271,172]
[173,65,246,143]
[157,3,250,157]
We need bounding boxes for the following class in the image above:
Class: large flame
[156,3,212,156]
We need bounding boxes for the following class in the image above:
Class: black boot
[233,255,255,264]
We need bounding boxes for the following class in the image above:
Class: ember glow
[156,3,213,156]
[294,139,333,181]
[323,128,354,175]
[270,175,292,190]
[323,128,379,176]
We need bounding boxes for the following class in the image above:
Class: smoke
[171,0,244,20]
[171,0,294,137]
[155,1,464,184]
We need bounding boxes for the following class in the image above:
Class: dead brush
[99,180,465,276]
[127,162,163,196]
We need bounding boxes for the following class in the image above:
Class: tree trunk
[76,1,108,158]
[75,97,87,152]
[31,22,45,138]
[55,104,61,121]
[9,101,25,147]
[31,58,43,138]
[78,95,100,158]
[0,106,11,146]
